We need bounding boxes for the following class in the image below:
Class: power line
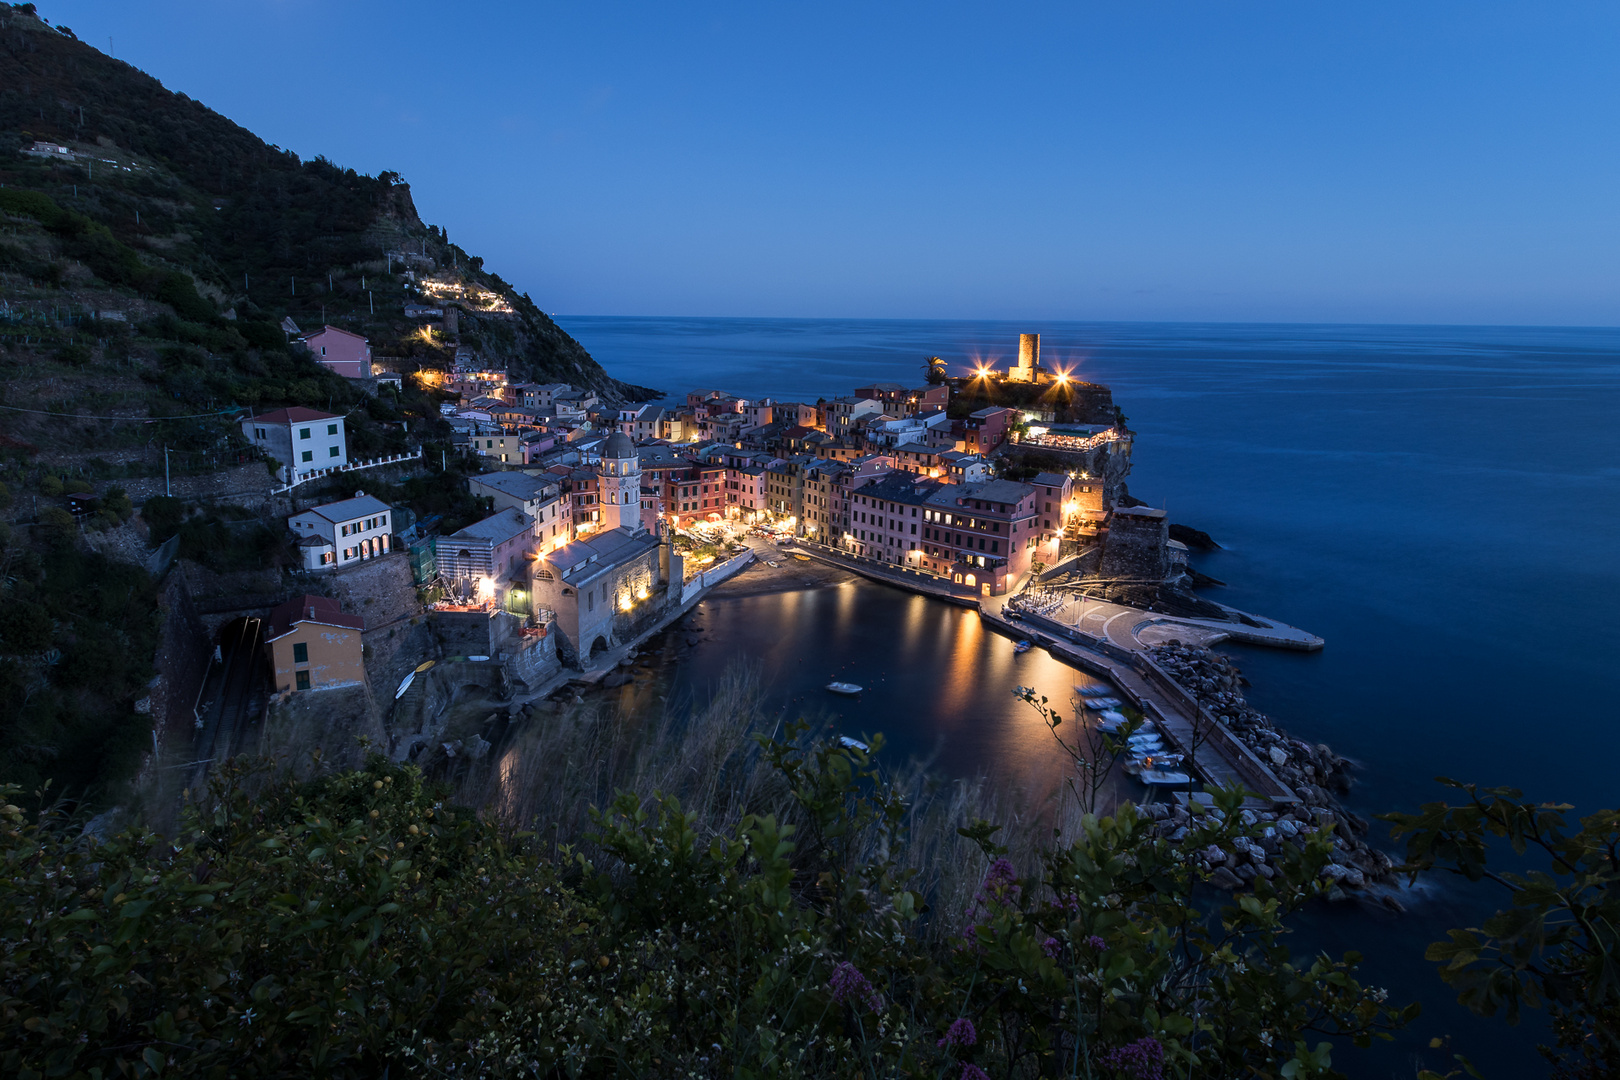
[0,403,244,421]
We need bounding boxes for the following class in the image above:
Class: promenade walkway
[1021,592,1324,652]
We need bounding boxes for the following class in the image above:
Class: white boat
[1012,640,1032,654]
[1084,697,1124,710]
[826,682,863,695]
[1139,768,1194,786]
[838,736,869,751]
[1076,684,1112,697]
[1096,710,1131,731]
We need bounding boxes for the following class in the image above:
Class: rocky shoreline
[1140,643,1399,902]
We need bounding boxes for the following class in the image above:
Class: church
[527,432,685,666]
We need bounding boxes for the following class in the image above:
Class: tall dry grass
[454,662,1089,940]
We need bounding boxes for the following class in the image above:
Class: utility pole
[368,291,373,315]
[164,446,171,497]
[291,276,295,296]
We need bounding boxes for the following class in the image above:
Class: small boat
[838,735,869,751]
[794,553,811,561]
[766,561,780,567]
[826,681,863,695]
[1012,640,1032,654]
[1005,609,1023,620]
[1084,697,1124,710]
[1076,684,1112,698]
[1139,768,1194,786]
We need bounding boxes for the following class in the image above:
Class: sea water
[561,316,1620,1077]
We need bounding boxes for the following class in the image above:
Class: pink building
[302,326,372,379]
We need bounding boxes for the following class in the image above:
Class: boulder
[1209,867,1243,891]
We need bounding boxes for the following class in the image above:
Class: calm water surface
[563,317,1620,1078]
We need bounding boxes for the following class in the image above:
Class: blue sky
[53,1,1620,324]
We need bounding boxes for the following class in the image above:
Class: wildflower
[1097,1036,1165,1080]
[961,1064,991,1080]
[827,961,882,1012]
[1086,934,1107,951]
[1041,936,1062,958]
[937,1017,977,1048]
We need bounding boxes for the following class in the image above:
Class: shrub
[0,738,1416,1079]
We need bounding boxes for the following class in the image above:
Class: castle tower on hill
[1008,333,1040,383]
[599,431,642,532]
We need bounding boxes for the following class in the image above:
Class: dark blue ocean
[562,316,1620,1078]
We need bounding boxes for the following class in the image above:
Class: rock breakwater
[1142,643,1397,897]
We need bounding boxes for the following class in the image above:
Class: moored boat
[826,681,863,695]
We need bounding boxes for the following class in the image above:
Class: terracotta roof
[266,595,364,640]
[245,406,342,425]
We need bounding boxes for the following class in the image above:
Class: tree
[1386,781,1620,1079]
[924,355,948,385]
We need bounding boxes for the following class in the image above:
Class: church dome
[603,431,636,460]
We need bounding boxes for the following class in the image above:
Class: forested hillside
[0,2,649,399]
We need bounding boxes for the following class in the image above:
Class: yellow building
[264,595,367,693]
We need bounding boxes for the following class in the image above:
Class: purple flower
[961,858,1026,942]
[1041,936,1062,958]
[978,858,1022,904]
[1097,1036,1165,1080]
[937,1017,978,1048]
[827,961,882,1012]
[961,1065,991,1080]
[1086,935,1107,951]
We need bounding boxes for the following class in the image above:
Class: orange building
[264,595,366,693]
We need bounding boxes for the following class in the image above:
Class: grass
[450,662,1084,941]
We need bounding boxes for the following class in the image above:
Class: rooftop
[441,508,535,549]
[300,493,391,523]
[470,471,555,501]
[541,526,660,580]
[266,595,364,640]
[245,406,341,425]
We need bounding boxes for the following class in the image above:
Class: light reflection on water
[668,580,1119,806]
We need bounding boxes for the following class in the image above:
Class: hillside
[0,2,653,402]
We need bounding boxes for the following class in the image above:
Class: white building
[287,493,393,571]
[242,407,348,481]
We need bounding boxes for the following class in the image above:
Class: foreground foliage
[1,729,1418,1079]
[1388,781,1620,1080]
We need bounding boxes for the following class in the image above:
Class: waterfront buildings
[529,525,683,664]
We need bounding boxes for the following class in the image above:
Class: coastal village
[126,314,1382,898]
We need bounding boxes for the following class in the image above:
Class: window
[254,427,266,439]
[300,428,311,440]
[329,446,340,457]
[292,642,309,664]
[328,424,338,435]
[302,450,314,462]
[380,514,387,527]
[295,671,311,691]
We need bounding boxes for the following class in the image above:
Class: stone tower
[599,431,642,532]
[1009,333,1040,383]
